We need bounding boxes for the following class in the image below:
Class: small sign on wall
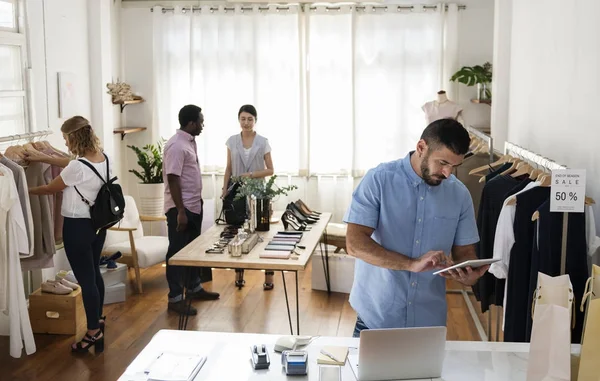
[58,72,78,118]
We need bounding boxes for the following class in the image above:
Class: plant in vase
[127,139,166,216]
[450,61,493,101]
[233,175,298,231]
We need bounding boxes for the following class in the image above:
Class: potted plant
[233,175,298,231]
[127,139,165,216]
[450,61,493,101]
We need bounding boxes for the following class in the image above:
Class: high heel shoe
[289,202,319,222]
[287,203,317,224]
[282,211,309,231]
[295,201,320,219]
[297,199,322,215]
[99,315,106,333]
[71,329,104,354]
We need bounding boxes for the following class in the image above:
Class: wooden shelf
[114,127,147,140]
[471,99,491,105]
[112,98,144,112]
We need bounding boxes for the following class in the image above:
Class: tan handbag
[577,265,600,381]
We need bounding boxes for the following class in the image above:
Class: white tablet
[433,258,499,275]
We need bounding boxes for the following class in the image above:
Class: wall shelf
[112,98,145,113]
[114,127,147,140]
[471,99,491,105]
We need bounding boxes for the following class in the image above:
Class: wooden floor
[0,253,502,381]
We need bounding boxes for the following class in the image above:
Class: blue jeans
[353,315,369,338]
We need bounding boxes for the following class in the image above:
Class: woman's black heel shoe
[282,211,309,231]
[72,330,104,354]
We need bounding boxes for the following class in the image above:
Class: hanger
[469,154,513,176]
[499,157,522,176]
[510,162,533,178]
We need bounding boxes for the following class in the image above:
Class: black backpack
[74,153,126,230]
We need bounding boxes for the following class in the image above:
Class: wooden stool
[321,223,347,253]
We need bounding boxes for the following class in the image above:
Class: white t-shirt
[60,155,112,219]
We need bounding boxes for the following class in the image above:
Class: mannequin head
[437,90,448,103]
[412,118,469,186]
[238,104,257,133]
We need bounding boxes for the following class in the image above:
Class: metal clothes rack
[446,126,496,342]
[0,129,53,144]
[0,129,54,297]
[494,142,570,341]
[465,125,494,164]
[150,4,467,13]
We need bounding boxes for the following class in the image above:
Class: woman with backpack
[28,116,110,354]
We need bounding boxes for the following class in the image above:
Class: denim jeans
[353,315,370,338]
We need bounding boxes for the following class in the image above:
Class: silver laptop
[348,326,447,380]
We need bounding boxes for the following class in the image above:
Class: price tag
[550,169,586,213]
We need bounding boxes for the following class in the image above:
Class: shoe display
[56,270,78,284]
[41,280,72,295]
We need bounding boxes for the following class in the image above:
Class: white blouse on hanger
[0,164,36,358]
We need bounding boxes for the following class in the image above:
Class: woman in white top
[29,116,108,354]
[222,105,275,290]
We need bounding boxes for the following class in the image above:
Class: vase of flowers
[233,175,298,231]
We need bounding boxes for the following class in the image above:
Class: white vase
[137,183,164,217]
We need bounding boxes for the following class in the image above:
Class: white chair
[102,195,169,293]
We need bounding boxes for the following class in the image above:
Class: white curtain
[152,5,301,173]
[152,3,460,222]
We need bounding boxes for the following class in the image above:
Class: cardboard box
[311,253,355,294]
[104,282,126,305]
[100,262,127,287]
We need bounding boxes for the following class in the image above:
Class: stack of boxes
[100,262,127,304]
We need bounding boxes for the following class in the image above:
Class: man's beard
[420,155,446,186]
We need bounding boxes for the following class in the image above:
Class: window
[0,0,29,136]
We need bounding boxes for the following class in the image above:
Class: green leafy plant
[233,175,298,201]
[450,62,492,98]
[450,62,492,86]
[127,139,166,184]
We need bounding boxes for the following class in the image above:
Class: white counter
[119,330,582,381]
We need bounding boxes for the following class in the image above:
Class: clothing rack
[465,125,494,164]
[150,4,467,13]
[499,141,571,341]
[0,129,53,297]
[446,126,495,342]
[0,129,53,144]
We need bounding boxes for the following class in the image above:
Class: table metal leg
[319,241,331,294]
[178,267,194,331]
[295,270,300,335]
[281,271,294,335]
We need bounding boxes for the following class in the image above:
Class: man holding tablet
[344,119,489,336]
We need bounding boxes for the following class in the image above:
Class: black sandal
[71,330,104,353]
[99,315,106,333]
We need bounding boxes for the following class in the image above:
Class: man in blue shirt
[344,119,488,337]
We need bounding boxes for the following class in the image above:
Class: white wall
[498,0,600,234]
[455,0,494,130]
[27,0,91,151]
[24,0,125,280]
